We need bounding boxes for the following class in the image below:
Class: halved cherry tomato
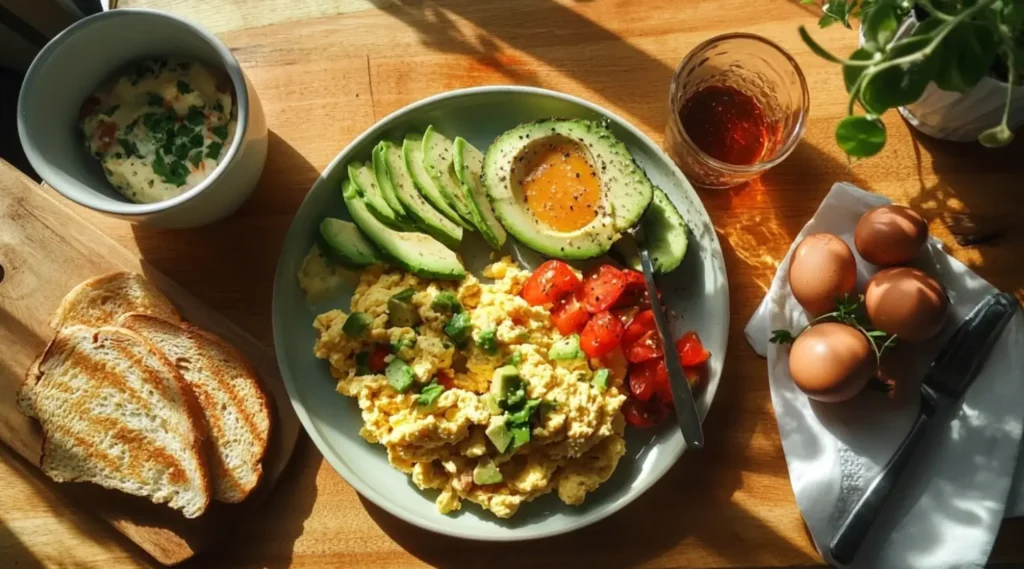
[611,306,640,327]
[677,332,710,367]
[551,294,590,335]
[579,311,624,358]
[622,397,670,428]
[437,369,456,390]
[579,265,627,313]
[368,346,390,373]
[614,269,648,308]
[522,260,581,306]
[631,358,672,403]
[621,310,664,363]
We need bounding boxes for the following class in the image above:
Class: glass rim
[668,32,811,175]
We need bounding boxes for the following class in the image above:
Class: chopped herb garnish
[118,137,138,158]
[185,106,205,127]
[146,93,164,107]
[176,80,193,94]
[161,139,175,157]
[173,141,191,161]
[205,141,223,160]
[188,151,203,168]
[142,111,177,137]
[212,125,228,140]
[212,101,224,113]
[415,378,446,407]
[112,152,123,160]
[102,105,119,117]
[153,153,189,186]
[188,132,204,149]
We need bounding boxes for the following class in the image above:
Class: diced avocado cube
[490,365,521,399]
[415,378,445,407]
[388,288,420,327]
[485,420,512,453]
[475,328,498,354]
[548,334,583,360]
[506,399,541,425]
[592,368,611,391]
[355,351,371,376]
[481,393,503,415]
[508,425,531,452]
[444,311,472,345]
[342,312,373,339]
[385,358,416,393]
[430,291,463,313]
[473,459,504,485]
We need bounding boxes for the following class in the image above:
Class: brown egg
[865,267,948,342]
[789,322,875,403]
[855,205,928,266]
[788,233,858,315]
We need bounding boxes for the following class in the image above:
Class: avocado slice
[348,162,411,231]
[482,119,655,260]
[453,137,507,250]
[388,288,421,328]
[490,365,521,399]
[548,334,583,360]
[421,126,477,227]
[615,187,689,275]
[444,311,472,346]
[481,393,503,415]
[317,218,381,269]
[592,368,610,391]
[485,420,512,453]
[403,135,473,231]
[342,180,466,280]
[386,358,416,393]
[372,141,411,221]
[473,458,504,484]
[342,311,373,339]
[380,139,463,249]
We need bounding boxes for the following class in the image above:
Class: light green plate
[272,86,729,540]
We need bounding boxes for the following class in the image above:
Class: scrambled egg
[312,258,627,518]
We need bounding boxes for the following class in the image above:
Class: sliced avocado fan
[379,139,463,250]
[317,217,381,269]
[348,162,412,231]
[421,125,478,228]
[403,134,473,231]
[372,141,411,221]
[342,179,465,280]
[453,136,506,250]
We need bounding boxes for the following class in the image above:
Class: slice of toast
[49,272,181,330]
[119,314,272,504]
[20,272,182,418]
[33,325,212,518]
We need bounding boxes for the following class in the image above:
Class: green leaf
[863,2,899,51]
[770,329,797,345]
[932,22,1000,93]
[844,48,877,93]
[836,115,887,157]
[176,80,193,95]
[860,35,936,112]
[978,124,1015,147]
[188,151,203,168]
[205,141,223,160]
[212,125,229,140]
[799,26,846,64]
[822,0,855,28]
[185,106,206,127]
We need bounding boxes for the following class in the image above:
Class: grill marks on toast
[119,314,271,504]
[34,326,212,518]
[49,272,181,330]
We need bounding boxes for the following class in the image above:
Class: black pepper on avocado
[343,312,373,339]
[388,288,420,327]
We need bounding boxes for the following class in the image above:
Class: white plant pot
[861,15,1024,142]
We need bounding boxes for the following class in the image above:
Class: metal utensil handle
[828,389,937,565]
[640,248,705,450]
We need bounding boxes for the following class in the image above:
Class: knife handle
[829,388,937,565]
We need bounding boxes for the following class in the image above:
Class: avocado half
[482,119,655,260]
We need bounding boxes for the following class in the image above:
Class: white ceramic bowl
[272,86,730,540]
[17,9,268,228]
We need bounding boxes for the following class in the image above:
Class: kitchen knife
[829,292,1019,565]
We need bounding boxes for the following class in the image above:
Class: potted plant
[799,0,1023,158]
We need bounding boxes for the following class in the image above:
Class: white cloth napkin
[744,182,1024,568]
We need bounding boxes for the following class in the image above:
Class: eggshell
[788,322,875,403]
[865,267,948,342]
[854,205,928,266]
[788,233,858,315]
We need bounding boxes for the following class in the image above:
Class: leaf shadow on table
[367,0,676,135]
[904,131,1024,296]
[0,513,45,569]
[132,130,321,344]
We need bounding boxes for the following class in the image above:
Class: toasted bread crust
[34,326,212,518]
[49,272,181,330]
[119,314,272,503]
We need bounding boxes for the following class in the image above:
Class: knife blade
[637,242,705,450]
[829,292,1019,565]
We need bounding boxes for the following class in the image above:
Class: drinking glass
[665,33,809,189]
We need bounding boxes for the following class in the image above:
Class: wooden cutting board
[0,161,301,566]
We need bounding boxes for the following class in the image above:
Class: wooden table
[3,1,1023,567]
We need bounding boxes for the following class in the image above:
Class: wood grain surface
[0,169,302,565]
[5,1,1024,568]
